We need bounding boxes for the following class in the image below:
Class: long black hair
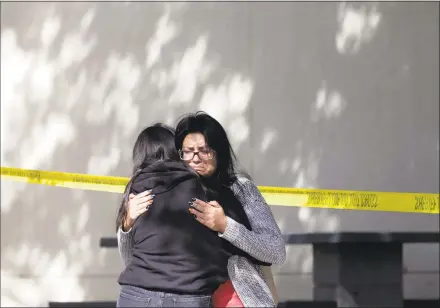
[115,123,179,230]
[174,111,243,188]
[174,112,267,265]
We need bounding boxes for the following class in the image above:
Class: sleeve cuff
[118,227,133,242]
[218,216,240,242]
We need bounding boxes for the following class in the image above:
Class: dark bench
[100,237,118,248]
[99,232,439,308]
[285,232,440,308]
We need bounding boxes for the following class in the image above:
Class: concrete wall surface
[1,1,438,306]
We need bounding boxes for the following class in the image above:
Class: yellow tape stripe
[1,167,128,193]
[1,166,438,214]
[259,186,439,214]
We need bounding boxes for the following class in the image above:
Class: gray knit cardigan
[117,177,286,307]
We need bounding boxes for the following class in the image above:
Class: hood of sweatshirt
[130,160,197,195]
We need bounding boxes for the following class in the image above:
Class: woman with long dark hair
[115,123,179,233]
[175,112,285,307]
[115,123,229,307]
[118,114,286,307]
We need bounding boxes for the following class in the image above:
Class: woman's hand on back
[122,190,154,231]
[189,199,227,233]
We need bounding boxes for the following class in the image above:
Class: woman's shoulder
[230,175,258,196]
[233,176,252,186]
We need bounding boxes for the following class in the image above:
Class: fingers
[136,206,149,216]
[137,195,154,205]
[137,190,153,198]
[195,215,208,226]
[133,191,154,202]
[189,207,201,217]
[208,200,221,208]
[129,192,154,212]
[128,196,153,220]
[189,207,207,222]
[129,189,152,203]
[138,198,153,208]
[135,199,153,212]
[191,209,213,230]
[190,198,209,213]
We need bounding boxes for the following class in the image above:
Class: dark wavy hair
[174,111,242,188]
[115,123,179,231]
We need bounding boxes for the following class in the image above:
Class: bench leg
[312,242,403,308]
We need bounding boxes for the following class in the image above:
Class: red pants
[213,280,244,307]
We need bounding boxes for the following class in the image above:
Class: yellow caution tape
[259,186,439,214]
[1,166,438,214]
[1,166,128,193]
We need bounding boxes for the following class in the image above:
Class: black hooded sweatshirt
[118,160,228,295]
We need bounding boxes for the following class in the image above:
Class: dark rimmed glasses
[179,149,215,161]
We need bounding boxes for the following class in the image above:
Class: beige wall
[1,1,438,306]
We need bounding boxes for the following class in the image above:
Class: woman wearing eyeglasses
[119,112,286,307]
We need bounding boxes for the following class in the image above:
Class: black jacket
[118,160,228,294]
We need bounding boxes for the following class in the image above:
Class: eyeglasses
[179,149,215,161]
